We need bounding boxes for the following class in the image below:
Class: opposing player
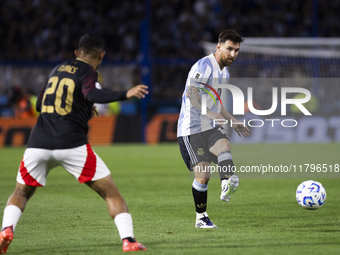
[0,34,147,253]
[177,29,250,228]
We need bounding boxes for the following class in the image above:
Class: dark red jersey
[27,58,121,149]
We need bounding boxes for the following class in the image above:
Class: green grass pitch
[0,143,340,254]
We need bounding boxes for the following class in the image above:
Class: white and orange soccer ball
[296,180,326,209]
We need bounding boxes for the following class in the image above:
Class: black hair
[218,29,244,44]
[78,34,105,54]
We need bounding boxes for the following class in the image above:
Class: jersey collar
[209,53,226,74]
[76,57,89,64]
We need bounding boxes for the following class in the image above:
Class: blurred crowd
[0,0,145,61]
[150,0,337,59]
[1,0,339,62]
[1,0,340,116]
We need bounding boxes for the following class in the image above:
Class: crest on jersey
[194,72,201,79]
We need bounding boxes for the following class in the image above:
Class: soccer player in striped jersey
[177,29,250,228]
[0,34,147,253]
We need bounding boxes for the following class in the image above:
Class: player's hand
[206,111,224,123]
[90,106,99,119]
[126,85,149,99]
[232,122,250,137]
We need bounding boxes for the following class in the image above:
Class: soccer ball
[296,180,326,209]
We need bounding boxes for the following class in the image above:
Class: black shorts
[178,126,230,171]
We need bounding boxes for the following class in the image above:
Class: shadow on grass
[8,241,340,254]
[147,241,340,251]
[7,243,120,255]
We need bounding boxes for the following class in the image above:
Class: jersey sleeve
[187,58,212,89]
[83,69,127,103]
[36,81,48,112]
[86,88,127,103]
[81,69,98,100]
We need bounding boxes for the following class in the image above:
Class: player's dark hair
[78,34,105,57]
[218,29,244,44]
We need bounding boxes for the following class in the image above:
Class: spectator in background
[0,0,144,62]
[1,0,339,103]
[7,86,34,118]
[2,0,338,63]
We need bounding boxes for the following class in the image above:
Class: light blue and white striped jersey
[177,53,230,137]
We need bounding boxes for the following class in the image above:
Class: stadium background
[1,1,340,255]
[0,0,340,146]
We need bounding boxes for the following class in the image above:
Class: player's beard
[221,57,233,67]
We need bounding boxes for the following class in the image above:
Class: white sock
[196,212,208,219]
[2,205,22,232]
[221,179,228,188]
[114,212,134,240]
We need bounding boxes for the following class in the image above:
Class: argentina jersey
[177,54,230,137]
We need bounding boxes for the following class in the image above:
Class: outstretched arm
[86,85,148,104]
[126,85,148,99]
[220,105,250,137]
[187,86,250,137]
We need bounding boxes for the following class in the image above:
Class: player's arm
[186,86,224,120]
[86,88,128,103]
[220,105,250,137]
[86,85,148,103]
[35,81,48,112]
[82,70,148,103]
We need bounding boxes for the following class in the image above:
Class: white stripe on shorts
[183,136,198,165]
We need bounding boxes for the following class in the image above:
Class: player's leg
[61,144,146,252]
[86,176,146,252]
[209,137,233,180]
[1,148,49,254]
[193,161,210,215]
[178,136,217,228]
[85,175,127,218]
[1,182,37,229]
[1,183,37,254]
[209,137,239,202]
[193,161,217,228]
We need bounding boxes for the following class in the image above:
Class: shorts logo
[218,127,226,135]
[197,148,204,156]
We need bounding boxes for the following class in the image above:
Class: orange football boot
[0,227,13,254]
[122,239,147,252]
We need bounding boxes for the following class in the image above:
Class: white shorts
[17,144,111,187]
